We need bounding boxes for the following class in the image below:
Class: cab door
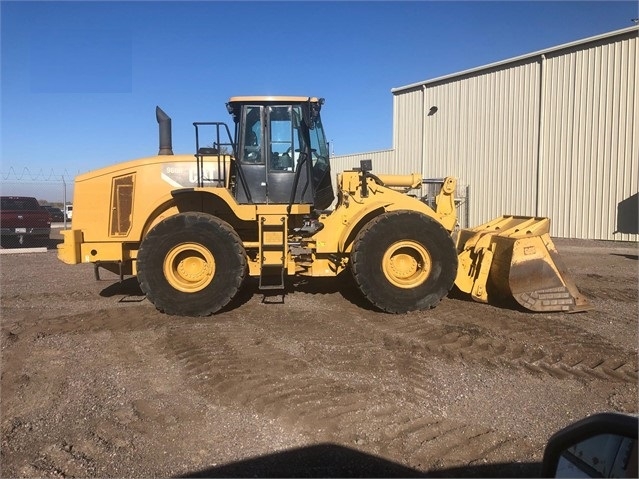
[266,105,297,204]
[266,105,314,205]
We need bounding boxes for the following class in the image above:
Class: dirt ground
[1,235,637,478]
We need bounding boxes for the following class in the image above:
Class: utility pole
[62,175,67,228]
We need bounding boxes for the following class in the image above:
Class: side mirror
[541,413,638,478]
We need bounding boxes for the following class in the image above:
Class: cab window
[268,106,302,172]
[242,106,263,163]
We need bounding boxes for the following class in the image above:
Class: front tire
[137,212,246,316]
[350,211,458,313]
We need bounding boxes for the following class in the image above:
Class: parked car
[64,204,73,220]
[43,205,65,222]
[0,196,51,247]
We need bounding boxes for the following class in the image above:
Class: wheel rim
[163,242,216,293]
[382,240,431,289]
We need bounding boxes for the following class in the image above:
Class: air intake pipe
[156,106,173,155]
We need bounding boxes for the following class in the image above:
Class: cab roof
[227,96,323,104]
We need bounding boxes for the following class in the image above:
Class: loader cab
[227,96,334,209]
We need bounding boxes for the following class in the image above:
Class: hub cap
[382,240,431,289]
[163,243,215,293]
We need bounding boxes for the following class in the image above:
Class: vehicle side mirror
[541,413,638,478]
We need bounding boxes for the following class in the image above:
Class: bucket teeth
[514,287,576,312]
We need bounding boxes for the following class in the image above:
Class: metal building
[332,26,638,241]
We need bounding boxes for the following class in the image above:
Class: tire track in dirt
[161,323,360,428]
[1,243,635,478]
[579,273,638,303]
[2,307,173,339]
[158,315,536,470]
[375,415,534,470]
[366,312,637,384]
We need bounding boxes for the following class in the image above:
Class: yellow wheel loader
[57,96,591,316]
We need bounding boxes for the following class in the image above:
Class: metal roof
[392,25,639,94]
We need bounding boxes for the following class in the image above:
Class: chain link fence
[1,168,75,250]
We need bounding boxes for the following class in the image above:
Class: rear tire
[137,212,247,316]
[350,211,458,313]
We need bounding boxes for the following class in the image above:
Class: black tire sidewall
[137,213,246,316]
[351,211,458,313]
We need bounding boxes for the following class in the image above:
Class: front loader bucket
[455,216,592,312]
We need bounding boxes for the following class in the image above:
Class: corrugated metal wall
[539,33,638,240]
[330,149,397,176]
[391,27,638,241]
[414,61,542,226]
[393,93,425,174]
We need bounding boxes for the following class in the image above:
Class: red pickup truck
[0,196,51,247]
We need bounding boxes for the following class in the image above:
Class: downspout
[535,54,546,217]
[421,84,427,198]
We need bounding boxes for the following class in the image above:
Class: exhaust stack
[156,106,173,155]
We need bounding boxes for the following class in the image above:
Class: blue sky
[1,1,637,201]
